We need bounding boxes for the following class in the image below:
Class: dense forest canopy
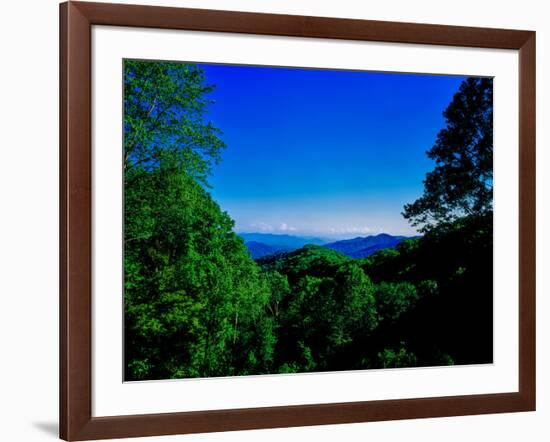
[124,60,493,381]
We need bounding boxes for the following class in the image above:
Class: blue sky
[199,63,466,238]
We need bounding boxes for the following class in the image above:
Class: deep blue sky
[199,63,465,238]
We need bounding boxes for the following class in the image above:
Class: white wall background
[0,0,547,440]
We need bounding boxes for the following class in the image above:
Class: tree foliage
[124,60,225,185]
[124,61,272,380]
[403,78,493,230]
[377,347,417,368]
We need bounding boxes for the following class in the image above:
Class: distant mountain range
[323,233,416,258]
[240,233,327,259]
[240,232,418,260]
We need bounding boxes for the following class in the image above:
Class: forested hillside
[123,60,493,381]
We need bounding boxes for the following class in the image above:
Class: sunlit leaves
[124,60,226,186]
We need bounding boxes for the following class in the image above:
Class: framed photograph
[60,1,536,440]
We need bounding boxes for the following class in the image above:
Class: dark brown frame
[60,1,536,440]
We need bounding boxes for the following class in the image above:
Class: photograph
[123,60,494,381]
[1,0,543,440]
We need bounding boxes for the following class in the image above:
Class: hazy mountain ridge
[240,232,418,260]
[239,233,324,259]
[324,233,419,258]
[240,233,327,248]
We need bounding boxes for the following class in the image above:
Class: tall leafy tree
[124,60,274,380]
[124,60,225,185]
[403,78,493,230]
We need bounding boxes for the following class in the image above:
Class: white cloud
[329,226,372,234]
[279,222,296,232]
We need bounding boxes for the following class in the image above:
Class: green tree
[331,262,378,342]
[263,270,290,318]
[403,78,493,230]
[263,248,379,373]
[124,60,225,185]
[124,60,274,380]
[375,281,418,322]
[125,160,275,379]
[377,347,417,368]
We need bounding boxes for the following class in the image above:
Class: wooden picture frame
[60,1,536,440]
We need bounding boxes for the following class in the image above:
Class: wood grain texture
[60,2,93,440]
[518,34,536,409]
[59,1,536,440]
[74,1,532,49]
[59,4,68,438]
[74,392,530,440]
